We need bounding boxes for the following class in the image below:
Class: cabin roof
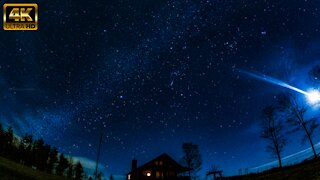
[135,153,189,173]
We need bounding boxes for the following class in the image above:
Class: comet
[239,69,320,105]
[307,89,320,105]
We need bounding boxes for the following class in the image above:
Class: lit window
[146,171,151,177]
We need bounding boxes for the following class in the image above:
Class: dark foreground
[2,155,320,180]
[226,158,320,180]
[0,156,67,180]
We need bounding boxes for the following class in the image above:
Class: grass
[0,156,68,180]
[226,158,320,180]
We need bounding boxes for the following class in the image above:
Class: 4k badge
[3,3,38,30]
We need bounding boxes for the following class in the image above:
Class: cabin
[127,153,190,180]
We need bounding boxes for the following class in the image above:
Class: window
[146,171,151,177]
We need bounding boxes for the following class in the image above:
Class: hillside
[226,158,320,180]
[0,156,68,180]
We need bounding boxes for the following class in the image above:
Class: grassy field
[2,155,320,180]
[226,158,320,180]
[0,156,68,180]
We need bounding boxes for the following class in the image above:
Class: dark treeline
[0,123,85,179]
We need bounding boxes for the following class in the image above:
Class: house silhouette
[127,153,190,180]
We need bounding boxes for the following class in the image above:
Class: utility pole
[94,133,103,180]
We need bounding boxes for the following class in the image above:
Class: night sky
[1,0,320,178]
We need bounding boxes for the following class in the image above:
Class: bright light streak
[239,70,308,95]
[239,69,320,105]
[307,89,320,105]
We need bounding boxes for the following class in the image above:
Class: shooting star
[238,69,320,105]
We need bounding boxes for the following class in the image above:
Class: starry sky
[1,0,320,178]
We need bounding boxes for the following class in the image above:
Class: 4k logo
[3,3,38,30]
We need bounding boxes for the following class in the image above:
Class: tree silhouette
[260,105,287,168]
[4,126,13,146]
[0,122,89,178]
[47,147,58,174]
[18,134,33,166]
[109,174,114,180]
[74,161,84,180]
[277,93,319,158]
[97,172,104,180]
[0,124,5,155]
[33,138,51,171]
[56,154,69,176]
[4,126,14,158]
[67,157,74,178]
[42,144,51,171]
[182,142,202,179]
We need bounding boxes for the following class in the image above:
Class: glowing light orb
[307,89,320,105]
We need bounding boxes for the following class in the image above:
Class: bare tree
[182,142,202,179]
[277,93,319,158]
[260,105,287,168]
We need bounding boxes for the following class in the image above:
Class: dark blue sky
[1,0,320,178]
